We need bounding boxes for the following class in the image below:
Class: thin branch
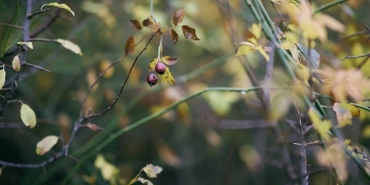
[218,119,270,130]
[342,53,370,60]
[339,30,369,41]
[0,152,63,168]
[29,38,59,43]
[24,62,52,73]
[0,23,24,30]
[27,8,53,19]
[313,0,349,15]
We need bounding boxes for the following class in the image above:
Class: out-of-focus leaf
[317,14,345,33]
[94,154,119,181]
[20,103,36,129]
[203,91,239,116]
[36,135,58,155]
[160,67,175,85]
[148,58,158,71]
[173,7,185,26]
[161,56,178,65]
[256,46,270,61]
[12,55,21,72]
[249,23,262,39]
[308,108,332,141]
[129,19,142,30]
[56,39,83,56]
[17,42,33,49]
[142,164,163,178]
[350,104,360,117]
[169,29,179,44]
[99,60,114,78]
[236,45,254,56]
[269,94,290,121]
[152,22,161,32]
[0,68,6,89]
[124,36,135,55]
[362,125,370,138]
[81,2,116,28]
[85,123,100,132]
[294,63,310,85]
[137,177,153,185]
[181,25,200,40]
[333,103,352,127]
[41,3,75,16]
[142,17,153,27]
[239,145,262,173]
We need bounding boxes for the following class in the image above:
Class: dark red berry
[155,62,166,74]
[147,73,158,87]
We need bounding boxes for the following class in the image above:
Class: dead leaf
[173,7,185,26]
[124,36,135,55]
[36,135,59,155]
[85,123,100,131]
[129,19,142,30]
[181,25,200,40]
[161,56,178,65]
[142,164,163,178]
[142,17,153,27]
[169,29,179,44]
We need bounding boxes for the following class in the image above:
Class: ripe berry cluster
[147,62,166,87]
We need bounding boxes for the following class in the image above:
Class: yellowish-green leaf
[12,55,21,72]
[0,68,6,89]
[236,45,254,56]
[143,164,163,178]
[269,94,290,121]
[17,42,33,49]
[308,108,332,141]
[20,103,36,129]
[362,125,370,138]
[82,2,116,27]
[160,67,175,85]
[294,63,310,85]
[41,3,75,16]
[56,39,83,56]
[249,23,262,39]
[203,91,239,116]
[148,58,159,71]
[256,46,270,61]
[94,154,119,181]
[349,104,360,117]
[161,56,178,66]
[36,135,58,155]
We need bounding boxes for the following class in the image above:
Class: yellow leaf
[20,104,36,129]
[36,135,58,155]
[41,3,75,16]
[362,125,370,138]
[249,23,262,39]
[94,154,119,181]
[236,45,254,56]
[56,39,83,56]
[143,164,163,178]
[294,63,310,84]
[148,58,159,72]
[160,67,175,85]
[17,42,33,49]
[269,93,291,121]
[308,108,332,141]
[333,102,352,127]
[256,46,270,61]
[350,104,360,117]
[0,68,6,89]
[203,91,239,116]
[316,14,345,33]
[12,55,21,72]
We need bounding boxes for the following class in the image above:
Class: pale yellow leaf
[17,42,33,49]
[236,45,254,56]
[56,39,83,56]
[36,135,58,155]
[41,3,75,16]
[94,154,119,180]
[20,104,36,129]
[256,46,270,61]
[148,58,159,72]
[308,108,332,141]
[249,23,262,39]
[0,68,6,89]
[317,14,345,33]
[269,94,290,121]
[12,55,21,72]
[137,177,153,185]
[143,164,163,178]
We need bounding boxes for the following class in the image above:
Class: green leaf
[36,135,58,155]
[41,3,75,16]
[20,103,37,129]
[56,39,83,56]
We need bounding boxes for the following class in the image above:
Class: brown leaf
[129,19,142,30]
[169,29,179,44]
[173,7,185,26]
[152,22,161,32]
[161,56,178,65]
[181,25,200,40]
[142,17,153,27]
[124,36,135,55]
[85,123,100,132]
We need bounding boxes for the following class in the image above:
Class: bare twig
[0,23,24,30]
[27,8,53,19]
[24,62,52,73]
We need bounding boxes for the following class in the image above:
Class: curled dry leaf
[160,67,175,85]
[143,164,163,178]
[137,177,153,185]
[129,19,142,30]
[36,135,59,155]
[161,56,178,65]
[169,29,179,44]
[41,3,75,16]
[0,67,6,89]
[20,103,36,129]
[12,55,21,72]
[17,42,33,49]
[56,39,83,56]
[142,17,153,27]
[124,36,135,55]
[173,7,185,26]
[85,123,100,131]
[181,25,200,40]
